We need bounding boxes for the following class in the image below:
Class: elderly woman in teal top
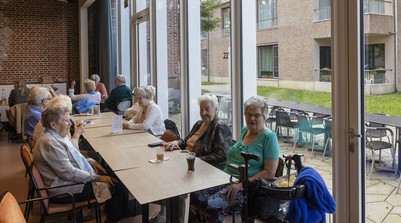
[189,96,279,222]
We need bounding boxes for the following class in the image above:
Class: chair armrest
[18,192,75,205]
[36,182,87,191]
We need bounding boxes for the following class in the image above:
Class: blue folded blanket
[285,167,336,223]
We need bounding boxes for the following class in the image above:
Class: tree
[201,0,223,33]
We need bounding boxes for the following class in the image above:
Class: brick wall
[88,2,97,76]
[0,0,79,86]
[167,0,180,79]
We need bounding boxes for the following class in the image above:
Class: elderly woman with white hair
[33,106,132,222]
[164,94,232,168]
[84,74,108,101]
[69,79,101,114]
[122,86,166,136]
[189,96,279,222]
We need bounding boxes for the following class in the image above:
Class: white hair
[28,87,50,106]
[115,74,126,84]
[243,96,269,119]
[198,94,218,109]
[90,74,100,82]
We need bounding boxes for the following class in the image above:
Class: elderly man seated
[103,74,131,112]
[33,106,132,222]
[24,87,52,138]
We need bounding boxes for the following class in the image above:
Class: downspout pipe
[394,0,398,92]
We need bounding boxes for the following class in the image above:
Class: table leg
[169,196,179,222]
[142,203,149,223]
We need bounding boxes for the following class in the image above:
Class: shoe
[149,211,166,223]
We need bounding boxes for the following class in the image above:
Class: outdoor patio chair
[275,110,297,143]
[294,113,326,158]
[265,106,281,130]
[322,118,332,162]
[218,97,231,125]
[365,124,396,180]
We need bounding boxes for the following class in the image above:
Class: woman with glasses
[189,96,279,222]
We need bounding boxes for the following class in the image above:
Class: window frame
[257,44,279,79]
[256,0,278,30]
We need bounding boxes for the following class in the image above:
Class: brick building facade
[0,0,79,89]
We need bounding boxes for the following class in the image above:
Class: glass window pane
[256,1,333,222]
[201,0,232,128]
[167,0,182,134]
[258,0,278,29]
[137,20,151,86]
[136,0,147,13]
[363,1,398,222]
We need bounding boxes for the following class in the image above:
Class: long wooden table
[82,112,231,222]
[82,126,145,139]
[115,150,230,204]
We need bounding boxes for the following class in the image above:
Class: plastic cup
[156,147,165,161]
[186,152,196,172]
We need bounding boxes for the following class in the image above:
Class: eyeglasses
[245,113,263,119]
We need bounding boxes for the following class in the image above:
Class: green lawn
[257,86,401,117]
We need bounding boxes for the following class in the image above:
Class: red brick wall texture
[0,0,79,85]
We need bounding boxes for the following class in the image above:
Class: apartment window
[363,0,385,14]
[320,46,331,82]
[364,44,385,69]
[258,45,278,78]
[317,0,331,20]
[257,0,277,29]
[222,7,230,36]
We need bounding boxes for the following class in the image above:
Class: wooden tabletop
[71,112,116,120]
[87,132,162,153]
[83,126,145,139]
[115,150,231,204]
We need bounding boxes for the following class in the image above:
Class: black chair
[275,110,297,143]
[116,98,132,115]
[265,106,281,130]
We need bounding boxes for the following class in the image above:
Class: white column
[180,0,201,136]
[231,0,257,139]
[152,0,169,119]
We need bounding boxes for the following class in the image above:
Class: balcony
[364,69,387,84]
[319,69,331,82]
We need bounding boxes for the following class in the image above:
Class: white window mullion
[180,0,201,136]
[231,0,257,139]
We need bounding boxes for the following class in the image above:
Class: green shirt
[104,85,132,111]
[224,126,279,177]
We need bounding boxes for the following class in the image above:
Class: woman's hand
[122,121,129,129]
[99,175,118,187]
[164,141,180,151]
[224,183,243,201]
[73,123,86,135]
[92,161,107,174]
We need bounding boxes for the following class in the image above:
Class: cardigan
[179,116,232,169]
[127,101,166,136]
[33,132,99,195]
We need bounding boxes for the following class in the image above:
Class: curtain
[96,0,116,93]
[258,46,273,78]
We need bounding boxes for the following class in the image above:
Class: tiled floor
[2,126,401,222]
